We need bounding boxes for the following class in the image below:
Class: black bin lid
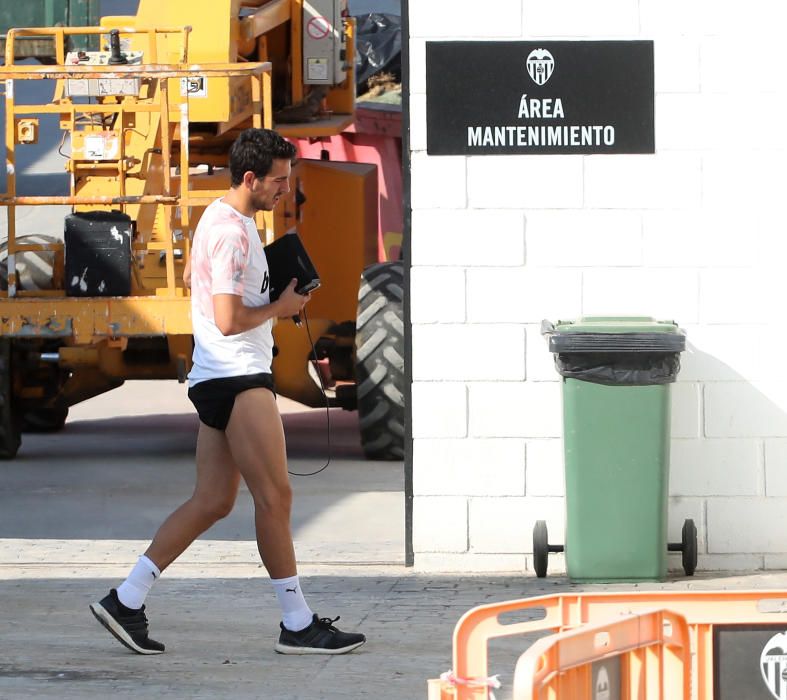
[543,316,686,353]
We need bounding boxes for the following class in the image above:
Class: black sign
[426,41,654,155]
[714,624,787,699]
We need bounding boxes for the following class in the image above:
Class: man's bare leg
[223,387,365,653]
[90,423,240,654]
[144,423,241,571]
[224,387,295,578]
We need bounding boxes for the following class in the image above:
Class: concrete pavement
[3,382,787,699]
[4,566,787,700]
[3,381,405,567]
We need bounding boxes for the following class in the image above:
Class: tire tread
[355,262,405,460]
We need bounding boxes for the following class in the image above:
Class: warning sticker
[180,77,208,98]
[307,58,329,81]
[84,135,105,159]
[306,16,331,40]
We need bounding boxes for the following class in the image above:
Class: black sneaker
[274,614,365,655]
[89,589,165,655]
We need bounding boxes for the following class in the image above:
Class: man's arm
[213,278,309,336]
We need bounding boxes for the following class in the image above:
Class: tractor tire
[0,340,21,459]
[0,234,57,291]
[22,406,69,433]
[355,262,405,460]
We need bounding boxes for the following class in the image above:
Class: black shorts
[187,372,276,431]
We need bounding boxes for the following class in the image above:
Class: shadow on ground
[0,407,404,563]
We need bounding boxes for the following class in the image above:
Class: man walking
[90,128,365,656]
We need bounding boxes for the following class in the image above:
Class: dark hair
[228,128,296,187]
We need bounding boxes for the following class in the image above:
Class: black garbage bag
[354,13,401,92]
[545,324,686,386]
[554,352,682,386]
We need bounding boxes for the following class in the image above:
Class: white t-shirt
[187,198,273,386]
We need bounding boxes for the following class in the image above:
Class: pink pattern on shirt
[191,203,250,322]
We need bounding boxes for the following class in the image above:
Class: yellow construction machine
[0,0,404,460]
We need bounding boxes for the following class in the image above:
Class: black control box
[65,211,132,297]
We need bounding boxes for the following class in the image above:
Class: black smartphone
[296,279,321,295]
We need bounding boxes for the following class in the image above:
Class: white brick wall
[657,94,787,152]
[526,439,565,496]
[679,325,776,382]
[671,383,701,439]
[765,440,787,497]
[700,38,786,92]
[412,325,525,381]
[526,325,560,382]
[522,0,639,37]
[412,497,468,553]
[410,0,522,38]
[410,0,787,573]
[639,0,704,37]
[653,38,700,92]
[642,0,787,38]
[525,211,642,268]
[410,153,466,209]
[469,382,562,438]
[700,269,782,324]
[584,154,702,209]
[582,268,699,323]
[411,210,525,267]
[411,382,467,438]
[702,152,786,212]
[705,382,787,438]
[409,93,427,152]
[708,499,787,553]
[642,212,756,269]
[467,267,582,323]
[670,440,760,497]
[409,39,427,94]
[470,496,564,553]
[409,267,466,323]
[468,155,584,209]
[413,439,526,496]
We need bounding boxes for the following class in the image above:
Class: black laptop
[263,232,320,301]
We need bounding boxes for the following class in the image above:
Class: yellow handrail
[4,25,192,66]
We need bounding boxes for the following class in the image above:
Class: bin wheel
[533,520,549,578]
[682,519,698,577]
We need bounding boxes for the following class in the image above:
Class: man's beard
[251,197,275,212]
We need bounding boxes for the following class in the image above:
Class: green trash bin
[534,316,697,582]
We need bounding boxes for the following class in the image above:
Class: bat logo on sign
[761,631,787,699]
[526,48,555,86]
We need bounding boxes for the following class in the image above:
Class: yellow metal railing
[0,24,272,300]
[3,25,192,67]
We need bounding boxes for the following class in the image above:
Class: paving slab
[3,566,787,700]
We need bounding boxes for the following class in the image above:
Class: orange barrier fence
[428,590,787,700]
[511,609,691,700]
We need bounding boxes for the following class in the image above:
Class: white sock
[271,575,313,632]
[116,555,161,610]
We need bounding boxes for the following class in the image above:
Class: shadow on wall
[667,338,787,566]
